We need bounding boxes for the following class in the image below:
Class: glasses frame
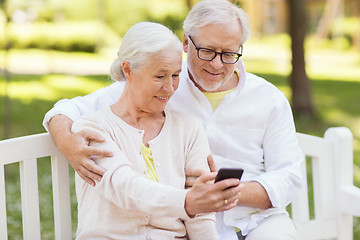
[188,35,243,64]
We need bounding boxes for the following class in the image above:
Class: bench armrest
[338,185,360,216]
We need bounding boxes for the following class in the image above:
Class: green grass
[1,37,360,238]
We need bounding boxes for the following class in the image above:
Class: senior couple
[44,0,304,239]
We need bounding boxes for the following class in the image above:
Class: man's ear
[183,34,189,53]
[122,61,133,80]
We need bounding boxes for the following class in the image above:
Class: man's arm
[48,114,112,186]
[253,95,303,209]
[236,181,272,209]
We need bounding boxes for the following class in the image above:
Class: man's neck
[190,70,239,93]
[215,70,239,92]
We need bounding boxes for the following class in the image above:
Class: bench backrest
[0,127,358,239]
[0,133,72,240]
[292,127,358,240]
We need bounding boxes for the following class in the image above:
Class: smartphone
[214,168,244,183]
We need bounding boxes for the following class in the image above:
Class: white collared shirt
[169,60,303,238]
[43,59,303,239]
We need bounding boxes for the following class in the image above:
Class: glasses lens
[198,49,216,61]
[222,52,238,64]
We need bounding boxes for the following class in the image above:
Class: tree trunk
[288,0,314,117]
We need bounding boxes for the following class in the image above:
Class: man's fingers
[207,154,218,172]
[81,129,106,143]
[78,161,105,184]
[82,158,106,178]
[77,169,96,187]
[86,146,113,158]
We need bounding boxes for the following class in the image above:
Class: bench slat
[311,150,336,221]
[19,159,41,239]
[291,160,310,222]
[52,155,73,240]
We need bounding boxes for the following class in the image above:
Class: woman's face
[128,45,182,114]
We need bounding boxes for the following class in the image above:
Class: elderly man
[43,0,303,239]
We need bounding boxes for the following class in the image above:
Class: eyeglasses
[188,35,243,64]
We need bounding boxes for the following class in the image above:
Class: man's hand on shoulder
[48,115,112,186]
[66,129,112,186]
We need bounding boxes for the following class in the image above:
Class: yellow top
[202,88,236,111]
[142,144,158,182]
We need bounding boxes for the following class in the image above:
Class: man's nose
[210,54,223,69]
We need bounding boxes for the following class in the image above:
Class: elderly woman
[72,22,240,239]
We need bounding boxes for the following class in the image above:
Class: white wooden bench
[1,127,360,240]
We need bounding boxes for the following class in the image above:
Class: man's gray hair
[183,0,250,45]
[110,22,182,81]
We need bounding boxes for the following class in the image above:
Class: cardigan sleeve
[182,117,219,239]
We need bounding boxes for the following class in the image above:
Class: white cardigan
[72,107,218,240]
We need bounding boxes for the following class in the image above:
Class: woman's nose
[163,78,174,92]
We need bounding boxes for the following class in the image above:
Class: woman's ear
[183,34,189,53]
[122,61,133,80]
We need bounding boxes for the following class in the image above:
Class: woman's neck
[111,87,165,145]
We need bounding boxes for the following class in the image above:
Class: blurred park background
[1,0,359,239]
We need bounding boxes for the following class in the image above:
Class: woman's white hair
[183,0,250,45]
[110,22,182,81]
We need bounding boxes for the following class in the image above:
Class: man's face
[183,20,242,92]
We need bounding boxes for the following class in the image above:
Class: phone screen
[214,168,244,183]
